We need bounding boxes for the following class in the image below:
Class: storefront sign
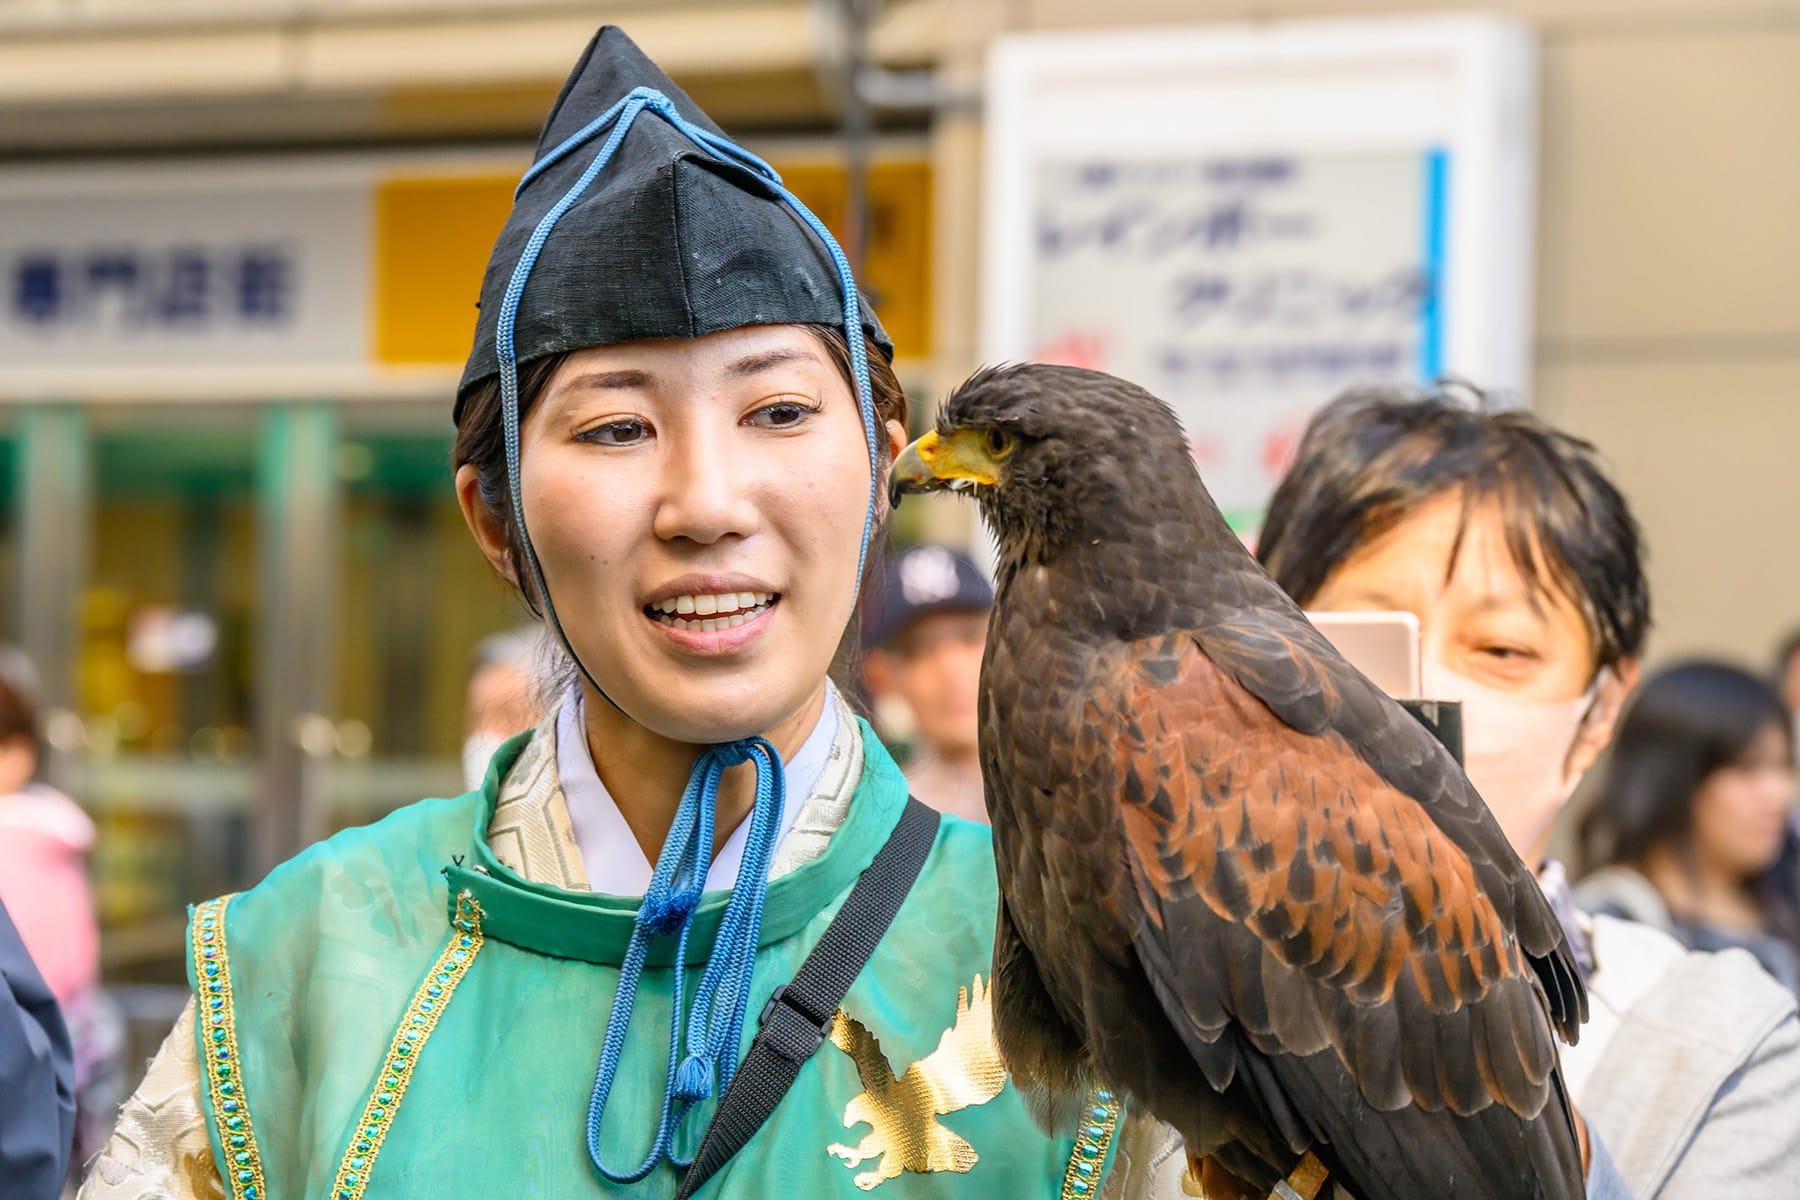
[0,175,368,372]
[984,16,1536,531]
[1029,150,1445,522]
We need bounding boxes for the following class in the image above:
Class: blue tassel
[673,1054,715,1103]
[579,738,786,1182]
[638,887,699,937]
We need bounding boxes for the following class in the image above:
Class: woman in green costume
[81,25,1125,1200]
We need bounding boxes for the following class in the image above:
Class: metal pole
[252,401,339,874]
[16,402,89,788]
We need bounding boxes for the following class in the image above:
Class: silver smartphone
[1303,610,1422,700]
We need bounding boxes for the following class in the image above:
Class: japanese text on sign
[7,246,297,332]
[1028,151,1444,529]
[0,180,368,372]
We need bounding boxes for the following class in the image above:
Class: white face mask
[462,730,513,793]
[1421,659,1605,861]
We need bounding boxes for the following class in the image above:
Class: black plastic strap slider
[756,983,789,1029]
[758,984,832,1063]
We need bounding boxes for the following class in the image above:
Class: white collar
[555,684,842,896]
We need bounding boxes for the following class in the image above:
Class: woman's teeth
[647,591,777,632]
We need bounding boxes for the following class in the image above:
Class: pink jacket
[0,785,99,1006]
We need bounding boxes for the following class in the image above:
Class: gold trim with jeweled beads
[1059,1087,1121,1200]
[191,895,267,1200]
[328,889,486,1200]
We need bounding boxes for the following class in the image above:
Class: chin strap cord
[583,738,785,1181]
[493,85,880,1183]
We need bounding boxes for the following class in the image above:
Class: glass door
[22,396,528,985]
[69,403,261,982]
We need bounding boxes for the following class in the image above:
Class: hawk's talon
[1272,1152,1329,1200]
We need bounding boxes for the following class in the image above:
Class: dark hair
[1256,383,1650,669]
[0,669,36,746]
[1775,628,1800,689]
[453,323,908,610]
[1581,661,1796,913]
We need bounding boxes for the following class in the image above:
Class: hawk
[888,364,1587,1200]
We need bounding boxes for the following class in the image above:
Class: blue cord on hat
[494,87,877,1182]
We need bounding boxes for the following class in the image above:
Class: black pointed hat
[456,26,892,419]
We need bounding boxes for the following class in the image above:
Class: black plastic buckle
[758,984,832,1062]
[758,983,790,1028]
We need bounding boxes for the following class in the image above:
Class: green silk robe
[186,723,1121,1199]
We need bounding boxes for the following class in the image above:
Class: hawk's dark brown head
[890,363,1222,566]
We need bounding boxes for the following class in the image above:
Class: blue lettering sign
[3,244,298,335]
[13,256,62,324]
[1159,341,1409,387]
[236,249,291,321]
[158,249,209,322]
[1168,267,1430,331]
[85,252,143,324]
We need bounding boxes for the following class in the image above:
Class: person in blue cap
[84,26,1125,1200]
[861,545,993,824]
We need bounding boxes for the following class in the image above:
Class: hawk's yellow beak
[888,429,1003,508]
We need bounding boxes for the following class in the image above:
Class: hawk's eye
[984,428,1016,458]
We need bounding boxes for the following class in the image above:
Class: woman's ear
[456,464,517,585]
[884,419,907,462]
[1567,656,1641,781]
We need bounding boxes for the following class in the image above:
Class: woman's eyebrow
[727,347,819,377]
[1469,592,1549,622]
[558,368,655,394]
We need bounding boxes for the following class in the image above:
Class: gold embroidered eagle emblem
[826,975,1008,1190]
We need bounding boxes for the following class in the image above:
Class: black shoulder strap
[675,797,942,1199]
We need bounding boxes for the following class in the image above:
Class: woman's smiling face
[467,324,895,745]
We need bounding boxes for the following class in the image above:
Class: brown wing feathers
[1196,607,1586,1045]
[1102,633,1561,1120]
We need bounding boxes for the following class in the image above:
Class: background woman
[0,649,122,1183]
[1576,661,1800,990]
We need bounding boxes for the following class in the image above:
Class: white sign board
[0,165,370,375]
[984,16,1536,531]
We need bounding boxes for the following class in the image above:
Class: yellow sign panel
[373,157,931,367]
[773,160,933,360]
[374,174,516,366]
